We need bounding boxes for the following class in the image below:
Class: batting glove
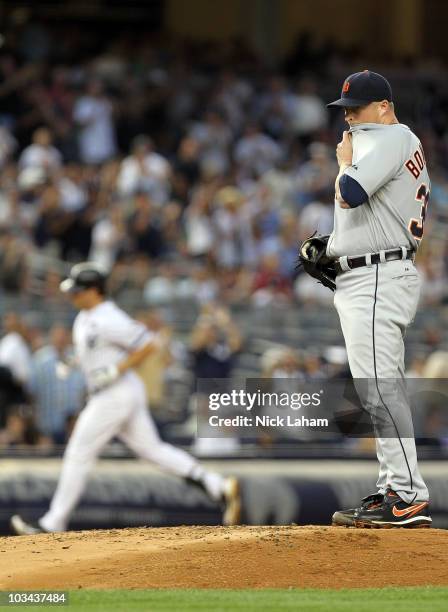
[90,364,120,393]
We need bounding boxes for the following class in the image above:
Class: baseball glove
[298,233,337,292]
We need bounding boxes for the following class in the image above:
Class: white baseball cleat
[222,477,241,526]
[10,515,45,535]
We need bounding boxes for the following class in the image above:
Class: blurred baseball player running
[11,263,240,534]
[327,71,431,528]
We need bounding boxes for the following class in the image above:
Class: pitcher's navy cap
[327,70,392,108]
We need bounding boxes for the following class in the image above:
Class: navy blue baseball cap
[327,70,392,108]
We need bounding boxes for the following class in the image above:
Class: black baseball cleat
[332,492,384,527]
[10,515,47,535]
[353,489,432,529]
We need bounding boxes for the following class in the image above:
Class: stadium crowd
[0,22,447,451]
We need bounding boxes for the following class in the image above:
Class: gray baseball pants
[334,257,428,503]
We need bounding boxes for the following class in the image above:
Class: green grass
[1,587,447,612]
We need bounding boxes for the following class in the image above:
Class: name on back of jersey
[404,143,426,179]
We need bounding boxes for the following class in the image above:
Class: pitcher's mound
[1,526,447,590]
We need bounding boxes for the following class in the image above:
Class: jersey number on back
[409,183,429,241]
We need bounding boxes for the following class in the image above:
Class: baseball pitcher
[326,71,431,528]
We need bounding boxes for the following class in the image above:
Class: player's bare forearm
[335,162,351,208]
[117,333,168,374]
[117,343,155,374]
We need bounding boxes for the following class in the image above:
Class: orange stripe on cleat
[392,502,428,518]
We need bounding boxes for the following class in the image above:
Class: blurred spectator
[212,186,257,269]
[190,305,242,379]
[160,201,184,256]
[212,69,252,133]
[261,346,304,379]
[260,159,297,211]
[234,122,282,179]
[293,142,337,205]
[128,192,166,260]
[33,182,75,256]
[256,75,294,140]
[303,351,326,379]
[422,325,443,351]
[185,172,218,259]
[58,163,88,213]
[143,262,177,305]
[117,135,171,204]
[419,257,447,305]
[18,127,62,172]
[216,267,253,304]
[0,312,33,388]
[176,263,219,304]
[0,229,29,292]
[187,305,243,453]
[298,199,333,239]
[73,79,117,164]
[294,268,335,305]
[258,210,299,279]
[172,136,200,206]
[290,78,328,144]
[189,108,232,176]
[89,205,126,271]
[0,406,44,448]
[252,252,293,307]
[323,346,350,378]
[0,126,17,168]
[40,268,66,305]
[30,324,84,444]
[405,355,428,378]
[419,405,448,446]
[422,352,448,378]
[430,169,448,219]
[16,165,48,229]
[0,313,33,430]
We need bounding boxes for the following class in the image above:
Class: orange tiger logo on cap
[342,81,350,93]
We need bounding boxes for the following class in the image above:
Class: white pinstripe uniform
[39,300,226,532]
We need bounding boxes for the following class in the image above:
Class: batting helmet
[59,262,107,294]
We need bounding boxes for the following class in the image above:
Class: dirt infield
[1,526,447,590]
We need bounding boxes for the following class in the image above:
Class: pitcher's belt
[335,247,415,274]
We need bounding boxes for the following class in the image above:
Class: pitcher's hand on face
[336,130,353,167]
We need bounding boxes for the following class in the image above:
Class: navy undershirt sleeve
[339,173,369,208]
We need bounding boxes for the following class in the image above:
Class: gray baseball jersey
[328,121,430,505]
[327,123,430,258]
